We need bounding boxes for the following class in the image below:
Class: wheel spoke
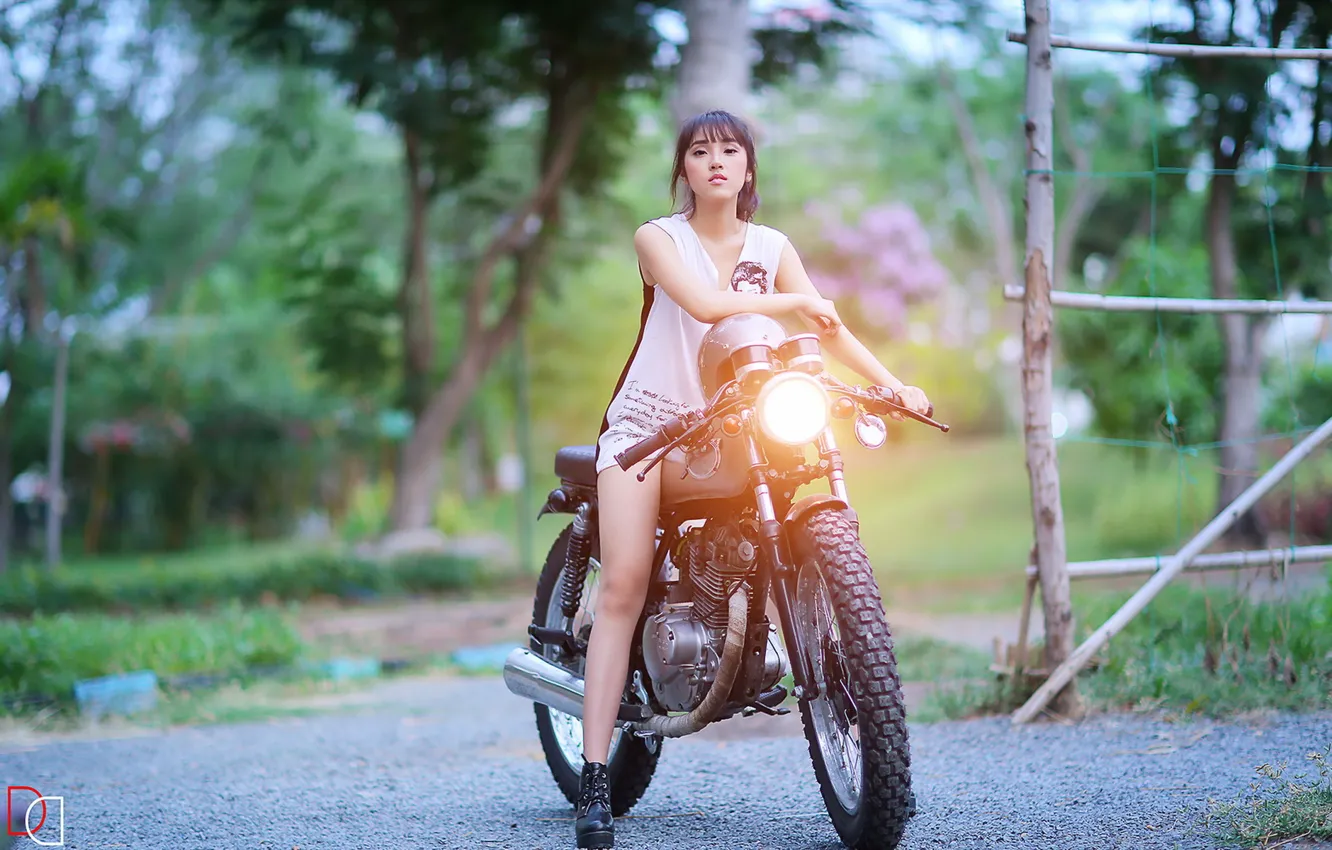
[797,563,864,813]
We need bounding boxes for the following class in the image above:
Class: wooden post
[1014,573,1039,674]
[1020,0,1083,718]
[1013,414,1332,724]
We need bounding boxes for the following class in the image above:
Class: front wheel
[531,524,660,815]
[793,509,912,849]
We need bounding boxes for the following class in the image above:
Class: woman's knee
[596,563,650,620]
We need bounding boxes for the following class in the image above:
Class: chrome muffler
[503,647,587,719]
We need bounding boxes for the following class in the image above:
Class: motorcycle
[503,313,948,849]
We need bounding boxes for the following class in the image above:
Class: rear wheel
[532,524,660,815]
[793,509,912,849]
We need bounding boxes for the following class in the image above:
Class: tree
[201,0,674,530]
[672,0,751,125]
[671,1,868,128]
[1146,0,1331,541]
[800,200,948,338]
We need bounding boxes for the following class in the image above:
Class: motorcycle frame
[537,417,858,714]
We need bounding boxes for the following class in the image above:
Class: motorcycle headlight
[756,372,830,446]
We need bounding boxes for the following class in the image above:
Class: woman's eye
[725,147,739,154]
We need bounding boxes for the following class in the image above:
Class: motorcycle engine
[641,520,789,712]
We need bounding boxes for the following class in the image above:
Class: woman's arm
[773,239,910,394]
[634,224,841,331]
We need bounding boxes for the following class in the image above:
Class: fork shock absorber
[560,502,595,620]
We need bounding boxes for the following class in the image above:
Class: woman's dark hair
[669,110,760,222]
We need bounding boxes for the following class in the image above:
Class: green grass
[1208,745,1332,848]
[893,634,992,682]
[0,603,308,703]
[1077,584,1332,717]
[922,582,1332,722]
[831,434,1305,611]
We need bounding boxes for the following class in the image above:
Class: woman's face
[683,135,750,208]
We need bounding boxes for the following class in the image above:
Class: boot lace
[581,764,611,807]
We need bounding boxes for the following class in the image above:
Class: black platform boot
[575,761,614,849]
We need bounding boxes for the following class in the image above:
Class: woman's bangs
[686,112,748,147]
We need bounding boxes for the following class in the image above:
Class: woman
[576,110,932,849]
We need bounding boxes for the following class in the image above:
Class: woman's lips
[708,174,727,184]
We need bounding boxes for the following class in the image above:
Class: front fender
[783,495,859,567]
[784,494,857,531]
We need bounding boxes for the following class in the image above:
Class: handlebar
[614,429,671,470]
[613,375,949,475]
[614,413,696,471]
[865,387,944,429]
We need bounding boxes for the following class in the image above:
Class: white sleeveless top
[595,213,790,475]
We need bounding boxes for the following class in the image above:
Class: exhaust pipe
[503,647,588,719]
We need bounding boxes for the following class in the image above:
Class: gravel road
[3,674,1328,850]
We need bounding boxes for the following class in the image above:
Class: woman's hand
[796,295,842,336]
[877,384,932,420]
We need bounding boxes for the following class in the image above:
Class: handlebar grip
[615,429,671,471]
[878,388,933,420]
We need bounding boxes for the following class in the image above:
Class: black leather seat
[555,445,598,486]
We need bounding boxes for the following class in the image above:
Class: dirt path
[294,593,1028,661]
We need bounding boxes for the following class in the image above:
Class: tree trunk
[22,237,46,336]
[400,127,435,416]
[83,445,110,554]
[390,337,502,529]
[672,0,752,127]
[940,66,1020,292]
[0,387,11,574]
[386,80,594,532]
[44,331,68,568]
[1021,0,1082,719]
[1205,163,1266,543]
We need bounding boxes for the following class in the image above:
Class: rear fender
[537,485,595,520]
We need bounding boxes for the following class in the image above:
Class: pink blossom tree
[801,199,949,340]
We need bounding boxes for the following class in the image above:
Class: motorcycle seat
[554,445,598,486]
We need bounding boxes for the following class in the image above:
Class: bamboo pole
[1013,415,1332,725]
[1025,544,1332,579]
[1003,285,1332,314]
[1020,0,1082,717]
[1007,32,1332,61]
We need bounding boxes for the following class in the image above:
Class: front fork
[743,420,846,699]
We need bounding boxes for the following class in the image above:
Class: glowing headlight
[756,372,830,446]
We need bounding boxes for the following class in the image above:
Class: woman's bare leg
[580,460,661,764]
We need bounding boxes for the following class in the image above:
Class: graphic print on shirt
[731,260,770,294]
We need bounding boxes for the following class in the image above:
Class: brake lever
[882,400,950,433]
[862,385,950,433]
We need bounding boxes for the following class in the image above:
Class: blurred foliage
[1264,360,1332,431]
[0,546,484,616]
[1058,238,1225,446]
